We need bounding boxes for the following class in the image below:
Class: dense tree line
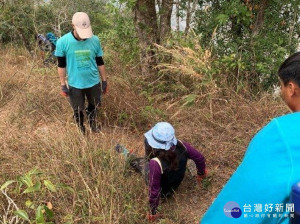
[1,0,299,90]
[132,0,300,89]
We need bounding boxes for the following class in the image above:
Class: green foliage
[182,94,198,107]
[0,0,138,66]
[112,0,137,9]
[14,210,30,222]
[0,0,108,49]
[99,2,139,65]
[118,112,129,125]
[194,0,300,91]
[0,0,36,51]
[0,180,16,190]
[43,180,56,193]
[141,105,166,120]
[1,168,73,224]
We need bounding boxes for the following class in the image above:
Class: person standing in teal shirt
[55,12,108,133]
[201,52,300,224]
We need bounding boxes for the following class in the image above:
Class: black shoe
[89,120,101,133]
[74,111,86,134]
[129,158,145,173]
[79,125,86,134]
[86,107,100,133]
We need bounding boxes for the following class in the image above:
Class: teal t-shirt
[55,32,103,89]
[201,112,300,224]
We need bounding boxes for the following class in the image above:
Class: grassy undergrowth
[0,46,289,223]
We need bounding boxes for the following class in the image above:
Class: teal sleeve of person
[201,112,300,224]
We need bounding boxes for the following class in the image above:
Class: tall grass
[0,47,149,224]
[0,46,290,223]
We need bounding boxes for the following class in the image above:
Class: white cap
[72,12,93,39]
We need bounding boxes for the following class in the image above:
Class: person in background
[201,52,300,224]
[55,12,107,133]
[36,32,57,64]
[133,122,207,222]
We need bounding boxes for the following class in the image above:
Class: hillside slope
[0,47,289,223]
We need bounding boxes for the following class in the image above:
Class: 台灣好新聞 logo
[224,201,242,218]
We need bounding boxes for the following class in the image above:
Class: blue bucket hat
[144,122,177,150]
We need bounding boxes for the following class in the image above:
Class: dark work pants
[128,154,150,185]
[68,83,101,126]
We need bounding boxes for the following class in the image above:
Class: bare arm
[98,65,107,82]
[58,67,67,86]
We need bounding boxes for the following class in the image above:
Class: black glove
[102,81,108,94]
[61,85,69,97]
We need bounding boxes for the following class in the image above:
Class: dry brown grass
[0,46,289,223]
[154,43,211,80]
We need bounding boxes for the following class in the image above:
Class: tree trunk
[185,0,197,35]
[134,0,158,75]
[252,0,269,37]
[176,0,180,31]
[159,0,173,44]
[184,0,191,35]
[156,0,162,13]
